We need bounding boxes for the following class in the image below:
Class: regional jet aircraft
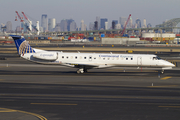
[10,35,175,74]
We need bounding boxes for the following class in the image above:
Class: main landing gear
[77,68,88,74]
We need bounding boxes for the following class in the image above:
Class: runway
[1,45,180,120]
[1,62,180,120]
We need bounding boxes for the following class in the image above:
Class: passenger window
[94,57,96,59]
[84,57,86,59]
[62,56,64,59]
[108,58,110,60]
[103,58,105,60]
[131,58,133,60]
[71,56,73,59]
[126,58,128,60]
[66,56,68,59]
[75,56,77,59]
[80,56,82,59]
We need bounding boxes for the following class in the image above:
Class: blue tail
[10,35,35,55]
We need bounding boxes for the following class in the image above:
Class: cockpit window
[153,56,161,60]
[157,56,161,60]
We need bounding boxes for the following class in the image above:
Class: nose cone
[171,63,175,67]
[165,61,175,67]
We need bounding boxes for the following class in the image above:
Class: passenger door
[137,57,142,66]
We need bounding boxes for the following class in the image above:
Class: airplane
[10,35,175,74]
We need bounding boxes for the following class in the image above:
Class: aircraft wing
[65,62,114,69]
[65,62,98,68]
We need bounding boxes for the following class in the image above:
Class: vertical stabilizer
[10,35,35,55]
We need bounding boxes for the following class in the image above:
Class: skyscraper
[48,18,56,31]
[143,18,147,28]
[6,21,12,32]
[112,20,118,29]
[105,22,108,30]
[54,23,61,32]
[67,19,75,31]
[100,18,108,30]
[136,18,141,28]
[116,24,121,29]
[89,22,94,30]
[96,16,100,30]
[60,19,68,32]
[16,26,21,33]
[119,17,127,28]
[94,21,98,30]
[147,23,152,28]
[80,20,86,31]
[41,14,48,32]
[70,21,77,31]
[129,17,133,28]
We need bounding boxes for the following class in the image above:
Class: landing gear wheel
[77,68,84,74]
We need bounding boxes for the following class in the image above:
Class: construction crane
[15,11,24,22]
[15,11,31,33]
[120,14,131,37]
[22,12,40,35]
[1,23,6,33]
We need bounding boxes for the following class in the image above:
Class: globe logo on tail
[19,41,35,55]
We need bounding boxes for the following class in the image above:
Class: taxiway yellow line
[0,107,47,120]
[0,108,16,112]
[31,103,77,106]
[160,76,172,80]
[17,110,47,120]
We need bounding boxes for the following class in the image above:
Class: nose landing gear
[161,70,164,74]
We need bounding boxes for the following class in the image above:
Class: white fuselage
[21,49,175,69]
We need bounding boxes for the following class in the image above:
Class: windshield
[153,56,162,60]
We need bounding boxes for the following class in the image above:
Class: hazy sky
[1,0,180,30]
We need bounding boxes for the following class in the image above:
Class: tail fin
[10,35,35,55]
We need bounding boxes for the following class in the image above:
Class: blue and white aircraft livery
[11,35,175,74]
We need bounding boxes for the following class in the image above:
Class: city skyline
[2,15,153,32]
[1,0,180,31]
